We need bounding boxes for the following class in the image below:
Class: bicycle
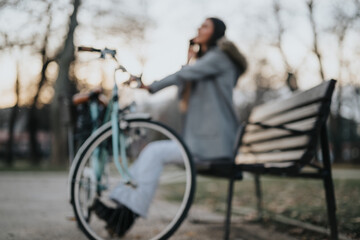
[68,47,196,240]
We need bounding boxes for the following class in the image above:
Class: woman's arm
[148,48,227,94]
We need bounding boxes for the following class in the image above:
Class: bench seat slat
[249,80,335,122]
[243,117,317,144]
[240,135,310,153]
[263,162,295,168]
[235,149,305,164]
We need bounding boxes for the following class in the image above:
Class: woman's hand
[139,82,150,91]
[187,38,199,64]
[187,47,196,63]
[129,76,150,91]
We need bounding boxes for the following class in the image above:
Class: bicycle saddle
[72,87,108,106]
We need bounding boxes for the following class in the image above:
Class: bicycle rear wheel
[70,119,195,240]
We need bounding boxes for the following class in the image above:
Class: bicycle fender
[123,113,151,121]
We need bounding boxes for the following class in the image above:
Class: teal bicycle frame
[85,53,137,194]
[109,82,134,186]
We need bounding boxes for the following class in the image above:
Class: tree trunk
[28,60,52,165]
[6,63,20,167]
[28,1,54,166]
[50,0,80,166]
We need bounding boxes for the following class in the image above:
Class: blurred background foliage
[0,0,359,168]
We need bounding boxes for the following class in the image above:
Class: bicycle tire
[70,119,196,240]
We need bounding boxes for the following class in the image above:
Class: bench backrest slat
[240,135,309,153]
[243,117,317,144]
[249,102,321,128]
[249,80,335,122]
[236,80,336,168]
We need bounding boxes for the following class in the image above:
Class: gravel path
[0,171,297,240]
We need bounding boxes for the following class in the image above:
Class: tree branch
[307,0,325,81]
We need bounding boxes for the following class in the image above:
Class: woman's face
[193,19,214,45]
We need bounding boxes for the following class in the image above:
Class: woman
[92,17,247,236]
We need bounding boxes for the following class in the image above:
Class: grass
[193,174,360,239]
[0,159,68,172]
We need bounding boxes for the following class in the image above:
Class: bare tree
[27,0,56,165]
[328,0,360,161]
[50,0,81,165]
[307,0,325,81]
[36,0,152,165]
[272,0,299,92]
[0,1,42,165]
[1,0,70,165]
[18,0,151,165]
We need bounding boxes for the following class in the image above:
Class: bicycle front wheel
[70,119,196,240]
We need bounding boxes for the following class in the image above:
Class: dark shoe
[91,198,115,221]
[91,198,137,237]
[105,205,137,237]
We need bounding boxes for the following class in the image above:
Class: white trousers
[109,140,183,218]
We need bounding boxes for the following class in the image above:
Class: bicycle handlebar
[78,46,101,52]
[78,46,117,59]
[77,46,144,88]
[123,74,143,88]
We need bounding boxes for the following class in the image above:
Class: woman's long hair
[195,17,227,58]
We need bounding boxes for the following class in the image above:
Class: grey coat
[149,39,247,159]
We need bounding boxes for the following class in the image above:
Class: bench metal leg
[224,177,235,240]
[321,126,338,240]
[323,172,338,240]
[254,174,263,220]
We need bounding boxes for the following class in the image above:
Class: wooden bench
[196,79,338,240]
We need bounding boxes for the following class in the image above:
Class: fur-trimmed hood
[217,37,247,76]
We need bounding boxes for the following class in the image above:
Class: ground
[0,171,299,240]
